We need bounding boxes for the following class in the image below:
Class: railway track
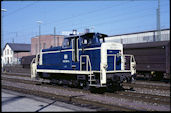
[1,73,170,111]
[105,91,170,105]
[2,80,137,111]
[2,72,170,91]
[123,82,170,91]
[2,76,170,106]
[2,75,170,105]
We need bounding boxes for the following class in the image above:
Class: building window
[7,49,9,55]
[10,57,12,63]
[43,43,46,49]
[7,57,9,64]
[62,38,71,48]
[11,50,12,55]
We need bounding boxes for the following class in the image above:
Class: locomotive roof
[64,32,108,39]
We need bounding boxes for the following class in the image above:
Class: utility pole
[156,0,161,41]
[1,9,7,54]
[1,9,7,72]
[57,33,59,46]
[54,27,56,47]
[36,21,42,53]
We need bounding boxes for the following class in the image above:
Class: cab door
[72,37,79,62]
[80,56,87,71]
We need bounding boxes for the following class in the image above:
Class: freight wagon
[21,55,36,68]
[123,41,170,80]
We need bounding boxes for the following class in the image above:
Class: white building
[2,43,31,65]
[105,29,170,44]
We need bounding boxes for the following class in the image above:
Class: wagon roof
[123,41,170,49]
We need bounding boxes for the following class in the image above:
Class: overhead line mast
[54,27,56,47]
[156,0,161,41]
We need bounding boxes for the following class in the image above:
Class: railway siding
[2,74,170,97]
[2,80,135,111]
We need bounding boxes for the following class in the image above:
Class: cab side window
[82,39,88,44]
[63,38,71,48]
[82,38,92,45]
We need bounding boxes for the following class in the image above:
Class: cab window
[82,39,88,44]
[100,37,105,43]
[82,38,92,45]
[62,38,71,48]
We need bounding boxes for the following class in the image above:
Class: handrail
[87,55,92,72]
[31,58,36,77]
[80,55,92,72]
[80,55,93,85]
[30,58,36,67]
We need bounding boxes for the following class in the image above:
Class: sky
[1,0,170,46]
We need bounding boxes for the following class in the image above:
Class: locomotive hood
[101,42,123,67]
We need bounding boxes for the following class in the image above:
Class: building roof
[4,43,31,52]
[109,28,170,37]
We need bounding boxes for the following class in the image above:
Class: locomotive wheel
[97,87,106,94]
[89,86,97,93]
[83,82,90,90]
[78,81,86,89]
[106,82,123,92]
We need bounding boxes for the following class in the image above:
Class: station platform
[1,89,94,112]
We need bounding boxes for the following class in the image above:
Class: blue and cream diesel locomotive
[31,32,136,90]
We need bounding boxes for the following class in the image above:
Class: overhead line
[53,3,158,31]
[44,3,168,26]
[4,2,38,18]
[3,0,168,36]
[63,9,168,32]
[9,1,166,33]
[7,1,129,34]
[47,5,160,32]
[46,1,168,31]
[43,1,130,26]
[5,9,168,38]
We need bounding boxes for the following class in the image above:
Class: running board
[36,69,94,75]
